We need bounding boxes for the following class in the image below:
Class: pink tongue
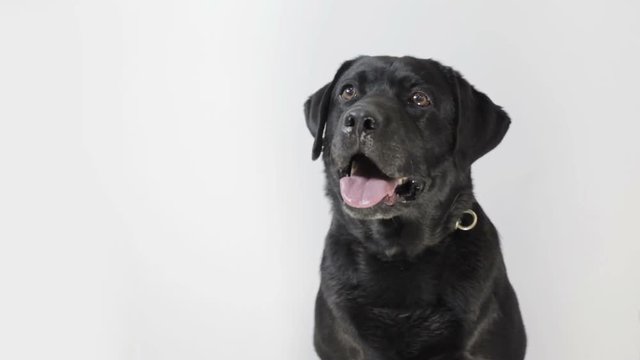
[339,176,396,208]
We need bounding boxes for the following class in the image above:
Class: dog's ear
[450,71,511,168]
[304,82,331,140]
[304,59,356,160]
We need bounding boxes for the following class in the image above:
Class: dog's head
[304,56,510,222]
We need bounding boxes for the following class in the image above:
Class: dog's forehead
[340,56,444,85]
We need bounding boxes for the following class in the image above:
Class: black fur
[304,56,526,359]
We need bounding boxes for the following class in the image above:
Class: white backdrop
[1,1,639,359]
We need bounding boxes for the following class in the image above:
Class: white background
[1,0,639,359]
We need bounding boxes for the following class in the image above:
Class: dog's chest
[344,258,461,357]
[348,303,460,358]
[351,251,445,306]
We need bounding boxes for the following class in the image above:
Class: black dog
[304,56,526,360]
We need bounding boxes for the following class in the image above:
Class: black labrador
[304,56,526,360]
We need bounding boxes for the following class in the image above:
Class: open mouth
[339,154,424,209]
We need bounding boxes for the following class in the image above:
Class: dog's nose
[343,108,378,134]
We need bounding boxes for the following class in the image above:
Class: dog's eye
[340,85,358,101]
[410,91,431,107]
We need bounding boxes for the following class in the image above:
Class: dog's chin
[341,201,407,220]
